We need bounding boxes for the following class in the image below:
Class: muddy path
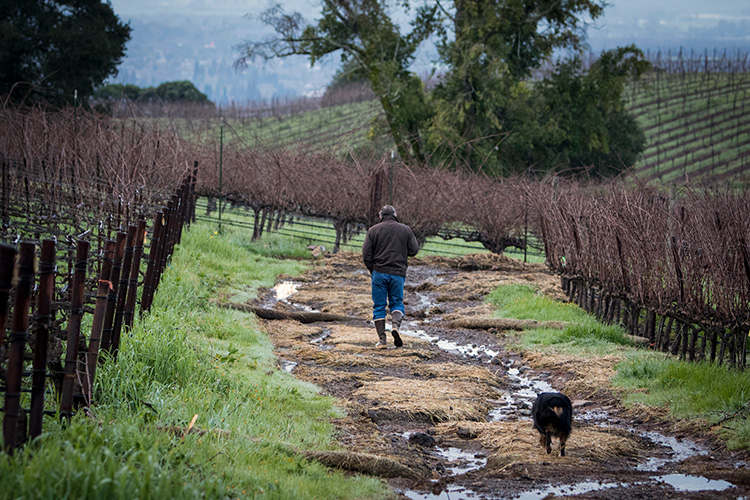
[252,252,749,499]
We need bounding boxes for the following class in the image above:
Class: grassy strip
[0,222,389,499]
[487,284,632,353]
[614,357,750,450]
[487,283,750,449]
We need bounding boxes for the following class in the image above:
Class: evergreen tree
[1,0,131,106]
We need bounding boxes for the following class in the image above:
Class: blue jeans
[371,271,405,321]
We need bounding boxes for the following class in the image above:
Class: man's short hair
[379,205,396,218]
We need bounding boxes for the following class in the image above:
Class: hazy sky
[109,0,750,53]
[108,0,750,24]
[105,0,750,100]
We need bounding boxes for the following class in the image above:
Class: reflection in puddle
[401,447,487,500]
[280,359,297,373]
[273,281,300,301]
[516,480,629,499]
[636,431,708,471]
[436,447,487,475]
[402,484,481,500]
[654,474,736,492]
[414,292,438,314]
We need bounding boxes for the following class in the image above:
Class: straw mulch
[259,319,324,349]
[292,364,381,388]
[523,351,621,399]
[292,345,433,368]
[291,283,372,319]
[410,363,502,386]
[434,421,644,472]
[353,377,499,422]
[325,324,433,351]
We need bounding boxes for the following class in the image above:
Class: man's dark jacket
[362,214,419,277]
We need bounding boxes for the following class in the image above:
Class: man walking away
[362,205,419,348]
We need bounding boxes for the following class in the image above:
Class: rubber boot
[391,310,404,347]
[374,319,387,349]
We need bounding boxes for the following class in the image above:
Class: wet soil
[253,252,750,499]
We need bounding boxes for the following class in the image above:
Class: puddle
[505,367,554,400]
[401,328,553,423]
[436,447,488,475]
[636,431,708,471]
[273,281,300,301]
[280,359,297,373]
[402,484,482,500]
[654,474,736,492]
[309,327,334,350]
[515,480,631,499]
[406,328,500,359]
[414,292,439,318]
[576,409,611,422]
[489,366,554,421]
[401,447,487,500]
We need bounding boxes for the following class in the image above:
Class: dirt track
[252,252,749,499]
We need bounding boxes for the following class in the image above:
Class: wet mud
[253,252,749,499]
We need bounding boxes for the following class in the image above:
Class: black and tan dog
[531,392,573,456]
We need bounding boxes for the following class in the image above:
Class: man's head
[379,205,397,219]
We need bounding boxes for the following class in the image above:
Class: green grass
[486,284,632,353]
[196,198,542,261]
[218,101,384,154]
[0,222,389,499]
[486,282,750,449]
[614,356,750,449]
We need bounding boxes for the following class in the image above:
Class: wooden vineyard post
[688,325,699,361]
[645,310,657,344]
[188,162,198,224]
[0,244,18,345]
[141,212,164,315]
[159,201,175,274]
[60,240,90,421]
[368,169,383,227]
[101,231,127,355]
[82,240,115,406]
[1,160,8,228]
[654,315,666,351]
[670,322,684,356]
[123,219,147,332]
[111,226,137,359]
[3,242,35,453]
[30,240,55,439]
[660,316,674,352]
[165,196,179,257]
[718,329,733,366]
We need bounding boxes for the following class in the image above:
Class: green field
[626,72,750,185]
[220,100,384,154]
[208,67,750,186]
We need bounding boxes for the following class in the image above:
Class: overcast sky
[106,0,750,100]
[109,0,750,21]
